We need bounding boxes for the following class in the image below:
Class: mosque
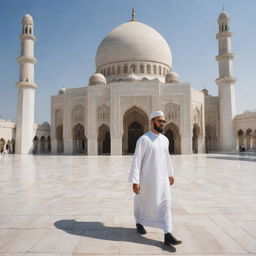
[0,9,256,155]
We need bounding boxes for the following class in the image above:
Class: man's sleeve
[165,140,174,177]
[128,137,146,184]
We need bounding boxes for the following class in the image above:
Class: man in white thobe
[128,110,182,249]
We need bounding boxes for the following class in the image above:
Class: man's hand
[133,184,141,194]
[169,176,175,185]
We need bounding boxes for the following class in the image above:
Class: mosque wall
[204,95,219,152]
[191,88,205,153]
[235,113,256,150]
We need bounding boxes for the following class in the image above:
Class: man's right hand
[133,184,141,194]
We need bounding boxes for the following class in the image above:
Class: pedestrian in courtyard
[128,110,182,251]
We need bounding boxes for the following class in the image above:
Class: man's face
[152,116,166,133]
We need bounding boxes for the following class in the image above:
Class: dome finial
[130,7,136,21]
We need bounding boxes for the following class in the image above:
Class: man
[128,110,182,250]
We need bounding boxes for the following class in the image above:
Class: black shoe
[136,223,147,234]
[164,233,182,245]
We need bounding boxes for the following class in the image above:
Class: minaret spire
[215,10,236,151]
[130,7,136,21]
[15,13,37,153]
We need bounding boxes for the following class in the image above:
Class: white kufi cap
[149,110,165,120]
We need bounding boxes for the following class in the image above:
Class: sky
[0,0,256,124]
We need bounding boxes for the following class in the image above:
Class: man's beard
[154,122,163,133]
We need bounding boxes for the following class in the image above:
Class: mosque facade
[0,10,256,155]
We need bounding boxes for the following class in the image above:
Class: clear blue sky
[0,0,256,124]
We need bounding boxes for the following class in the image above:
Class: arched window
[163,67,166,76]
[153,65,157,74]
[111,66,115,75]
[147,64,151,74]
[130,64,136,73]
[117,65,121,74]
[29,27,32,34]
[123,64,128,74]
[107,67,111,75]
[140,64,144,73]
[25,26,28,34]
[158,66,162,75]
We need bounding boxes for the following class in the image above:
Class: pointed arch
[73,123,87,154]
[192,124,200,153]
[0,138,6,154]
[47,136,51,153]
[56,124,63,154]
[40,136,46,154]
[205,124,217,152]
[245,128,253,149]
[33,136,39,154]
[98,124,111,155]
[122,106,149,154]
[164,123,181,154]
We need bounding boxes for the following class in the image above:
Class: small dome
[42,121,50,127]
[22,13,34,24]
[165,71,180,84]
[58,87,66,95]
[89,73,106,85]
[202,88,209,96]
[218,11,230,22]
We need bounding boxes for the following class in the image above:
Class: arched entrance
[164,123,181,154]
[122,106,149,154]
[56,124,63,154]
[237,129,245,148]
[253,130,256,149]
[245,129,253,150]
[128,121,144,153]
[73,123,87,154]
[205,125,217,153]
[192,124,200,153]
[0,138,6,153]
[47,136,51,153]
[98,124,111,155]
[33,136,39,154]
[40,136,46,154]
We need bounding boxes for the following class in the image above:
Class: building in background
[1,10,255,155]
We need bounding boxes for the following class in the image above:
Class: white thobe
[128,131,174,232]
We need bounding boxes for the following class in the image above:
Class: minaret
[15,14,37,154]
[215,11,236,151]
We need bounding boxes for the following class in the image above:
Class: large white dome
[96,21,172,69]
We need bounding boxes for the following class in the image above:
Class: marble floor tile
[0,153,255,255]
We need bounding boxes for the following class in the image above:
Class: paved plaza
[0,153,256,255]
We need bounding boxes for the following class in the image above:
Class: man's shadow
[54,219,175,252]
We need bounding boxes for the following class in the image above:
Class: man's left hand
[169,176,174,185]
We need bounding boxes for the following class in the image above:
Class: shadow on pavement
[207,155,256,162]
[54,219,176,252]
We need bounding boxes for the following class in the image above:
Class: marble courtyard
[0,153,256,255]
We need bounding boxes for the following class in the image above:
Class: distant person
[128,110,182,252]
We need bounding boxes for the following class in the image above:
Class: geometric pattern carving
[55,109,63,126]
[97,104,110,124]
[72,104,84,125]
[165,103,180,125]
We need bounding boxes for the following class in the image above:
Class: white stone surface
[0,153,256,255]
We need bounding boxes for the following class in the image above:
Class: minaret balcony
[19,34,36,41]
[17,56,37,64]
[215,53,234,61]
[215,76,236,85]
[16,81,37,89]
[216,31,232,39]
